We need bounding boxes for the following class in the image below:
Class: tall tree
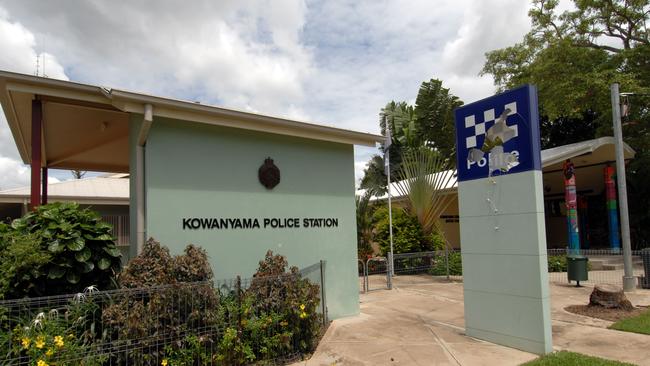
[481,0,650,247]
[415,79,464,165]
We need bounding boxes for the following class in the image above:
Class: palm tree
[393,147,456,244]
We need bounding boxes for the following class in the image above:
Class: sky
[0,0,535,190]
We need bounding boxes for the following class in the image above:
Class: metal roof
[0,174,129,205]
[360,137,635,200]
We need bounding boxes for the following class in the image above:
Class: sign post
[455,85,552,354]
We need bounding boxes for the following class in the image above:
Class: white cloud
[0,7,69,189]
[0,156,60,191]
[0,0,536,188]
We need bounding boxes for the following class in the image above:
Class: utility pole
[610,83,635,291]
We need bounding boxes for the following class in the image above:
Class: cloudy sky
[0,0,534,190]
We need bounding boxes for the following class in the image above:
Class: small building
[365,137,636,250]
[0,174,130,259]
[0,70,382,319]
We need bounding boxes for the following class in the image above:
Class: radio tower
[35,53,40,76]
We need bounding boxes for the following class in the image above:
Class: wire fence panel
[0,263,326,366]
[365,257,390,292]
[547,248,647,288]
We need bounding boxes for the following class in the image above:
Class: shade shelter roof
[0,70,383,173]
[0,174,129,205]
[361,137,636,200]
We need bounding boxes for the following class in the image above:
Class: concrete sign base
[459,170,552,354]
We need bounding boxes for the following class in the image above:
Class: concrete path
[295,276,650,366]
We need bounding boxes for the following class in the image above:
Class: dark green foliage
[547,255,591,272]
[429,252,462,276]
[0,231,51,299]
[356,192,374,258]
[547,255,567,272]
[246,250,322,355]
[1,202,121,297]
[415,79,464,165]
[373,207,427,254]
[481,0,650,248]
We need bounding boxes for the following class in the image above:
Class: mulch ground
[565,304,649,322]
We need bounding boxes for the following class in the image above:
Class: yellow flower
[300,312,307,319]
[35,336,45,349]
[299,304,305,311]
[46,349,54,357]
[280,321,288,327]
[161,359,168,366]
[54,335,64,348]
[21,337,31,349]
[37,360,48,366]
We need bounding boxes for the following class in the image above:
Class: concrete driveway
[295,275,650,366]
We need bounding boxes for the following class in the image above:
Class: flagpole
[385,131,395,279]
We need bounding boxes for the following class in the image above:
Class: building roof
[361,137,635,200]
[0,70,383,173]
[0,174,129,205]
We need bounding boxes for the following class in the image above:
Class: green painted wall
[141,116,360,319]
[128,114,142,260]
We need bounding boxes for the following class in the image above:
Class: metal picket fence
[0,262,327,366]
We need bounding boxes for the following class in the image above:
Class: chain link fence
[547,248,648,288]
[358,248,650,291]
[0,262,327,366]
[358,249,462,292]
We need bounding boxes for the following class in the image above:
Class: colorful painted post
[578,196,589,249]
[604,165,621,253]
[563,159,580,255]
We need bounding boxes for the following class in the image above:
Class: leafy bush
[102,238,218,363]
[429,252,462,276]
[546,255,591,272]
[0,203,121,298]
[7,296,107,365]
[247,251,322,354]
[0,231,51,299]
[430,231,447,251]
[373,207,427,254]
[547,255,567,272]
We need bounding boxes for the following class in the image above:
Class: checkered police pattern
[463,102,519,149]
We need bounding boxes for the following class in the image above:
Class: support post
[604,165,621,252]
[610,83,635,291]
[30,99,42,210]
[563,159,580,256]
[41,167,48,205]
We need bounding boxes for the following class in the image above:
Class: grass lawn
[609,308,650,335]
[521,351,634,366]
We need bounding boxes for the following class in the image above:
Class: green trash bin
[567,255,588,286]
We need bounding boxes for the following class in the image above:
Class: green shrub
[547,255,567,272]
[245,251,322,356]
[430,231,447,251]
[429,252,462,276]
[546,255,591,272]
[102,238,218,363]
[7,296,107,365]
[373,207,427,254]
[1,203,121,297]
[0,231,51,299]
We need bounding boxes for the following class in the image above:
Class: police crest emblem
[258,157,280,189]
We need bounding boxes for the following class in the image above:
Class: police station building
[0,70,382,319]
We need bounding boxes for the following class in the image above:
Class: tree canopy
[482,0,650,248]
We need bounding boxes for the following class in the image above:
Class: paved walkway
[294,276,650,366]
